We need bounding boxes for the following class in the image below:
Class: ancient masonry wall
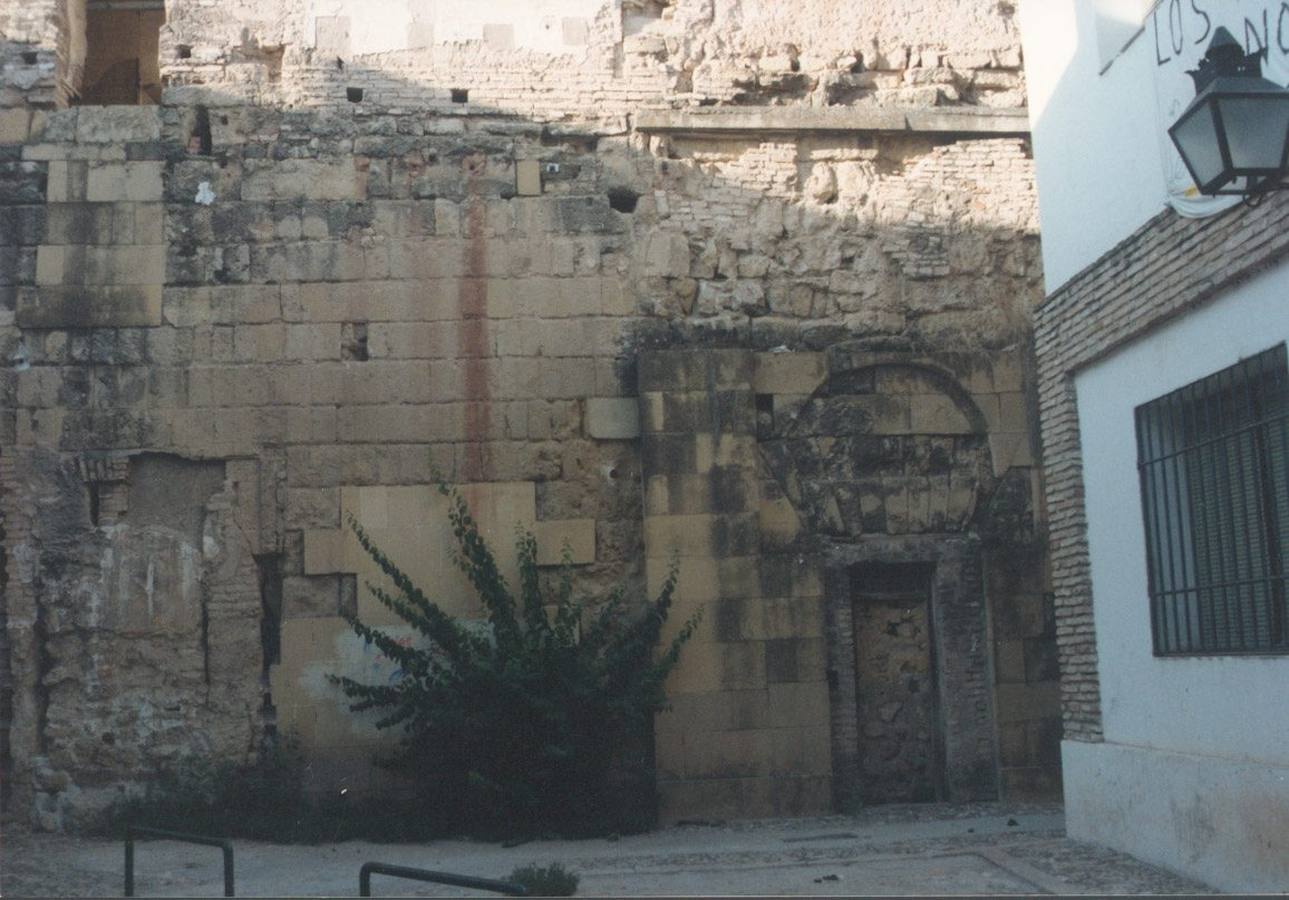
[1,0,1055,827]
[1035,194,1289,744]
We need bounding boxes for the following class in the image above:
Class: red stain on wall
[459,153,492,481]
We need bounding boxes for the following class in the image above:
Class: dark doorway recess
[850,562,944,803]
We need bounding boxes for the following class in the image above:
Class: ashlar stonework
[0,0,1056,829]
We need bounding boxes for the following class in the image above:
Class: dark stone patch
[0,162,47,205]
[709,465,750,514]
[758,554,795,599]
[714,598,746,642]
[0,205,47,246]
[765,638,799,683]
[827,369,876,395]
[710,513,758,558]
[1024,637,1060,682]
[641,433,696,476]
[555,196,625,234]
[126,141,166,161]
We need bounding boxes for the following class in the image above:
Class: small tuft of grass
[508,862,579,896]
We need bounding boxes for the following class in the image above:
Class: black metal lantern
[1168,28,1289,201]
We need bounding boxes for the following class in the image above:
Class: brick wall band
[1035,193,1289,742]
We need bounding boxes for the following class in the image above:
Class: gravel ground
[2,802,1215,897]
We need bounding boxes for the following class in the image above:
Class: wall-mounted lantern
[1168,28,1289,204]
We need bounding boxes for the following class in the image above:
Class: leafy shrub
[332,482,699,839]
[509,863,579,896]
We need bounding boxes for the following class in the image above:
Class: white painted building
[1020,0,1289,892]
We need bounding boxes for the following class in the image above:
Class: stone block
[761,596,824,640]
[74,107,161,144]
[242,160,367,202]
[315,15,351,55]
[766,682,831,728]
[712,597,765,642]
[532,518,596,565]
[283,575,341,619]
[0,109,31,145]
[770,725,832,776]
[994,681,1061,723]
[515,159,542,196]
[35,245,64,285]
[46,161,87,202]
[17,284,162,327]
[86,162,163,202]
[758,496,801,549]
[910,393,973,434]
[304,529,347,575]
[998,391,1028,432]
[77,245,166,285]
[284,323,341,361]
[642,230,691,277]
[286,407,339,444]
[995,639,1026,683]
[988,430,1033,476]
[754,352,826,395]
[134,204,164,243]
[685,728,775,779]
[647,555,720,605]
[585,396,640,439]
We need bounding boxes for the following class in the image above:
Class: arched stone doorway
[759,349,1001,809]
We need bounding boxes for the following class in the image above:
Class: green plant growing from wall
[331,483,699,838]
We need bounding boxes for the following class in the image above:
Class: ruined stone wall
[157,0,1025,118]
[0,0,1055,826]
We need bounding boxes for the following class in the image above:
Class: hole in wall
[80,3,164,105]
[255,554,283,672]
[451,88,469,103]
[607,186,639,213]
[176,44,192,59]
[21,51,38,65]
[346,86,364,103]
[190,104,212,155]
[342,322,368,361]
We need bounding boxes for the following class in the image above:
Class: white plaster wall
[1064,740,1289,892]
[1022,0,1289,291]
[1019,0,1167,291]
[1074,261,1289,764]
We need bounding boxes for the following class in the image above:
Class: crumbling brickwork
[1,0,1057,827]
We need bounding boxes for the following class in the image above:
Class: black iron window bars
[1135,343,1288,656]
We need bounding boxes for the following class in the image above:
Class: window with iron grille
[1135,344,1289,656]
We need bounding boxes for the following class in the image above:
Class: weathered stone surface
[0,0,1048,830]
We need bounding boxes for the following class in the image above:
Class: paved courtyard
[2,803,1213,896]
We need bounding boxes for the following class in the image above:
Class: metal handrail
[359,861,528,896]
[124,825,235,897]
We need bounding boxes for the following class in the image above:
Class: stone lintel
[635,106,1030,137]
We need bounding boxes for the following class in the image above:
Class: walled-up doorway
[851,562,943,803]
[80,0,164,105]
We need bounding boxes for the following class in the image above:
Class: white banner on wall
[1149,0,1289,217]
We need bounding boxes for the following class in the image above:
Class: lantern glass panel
[1172,100,1226,190]
[1217,95,1289,172]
